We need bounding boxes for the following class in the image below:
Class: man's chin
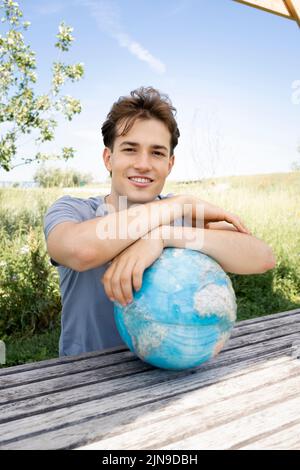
[117,181,164,206]
[127,192,158,205]
[123,186,160,203]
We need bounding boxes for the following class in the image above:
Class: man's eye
[153,151,164,157]
[123,148,165,157]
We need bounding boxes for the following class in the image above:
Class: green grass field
[1,172,299,367]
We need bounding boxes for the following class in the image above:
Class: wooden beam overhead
[284,0,300,24]
[234,0,300,25]
[234,0,292,19]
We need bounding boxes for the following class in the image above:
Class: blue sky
[1,0,299,182]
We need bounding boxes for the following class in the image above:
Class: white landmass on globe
[193,283,237,322]
[212,331,231,357]
[134,323,169,357]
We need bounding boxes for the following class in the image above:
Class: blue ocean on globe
[114,247,237,371]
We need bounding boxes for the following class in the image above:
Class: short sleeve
[43,196,86,267]
[43,195,85,241]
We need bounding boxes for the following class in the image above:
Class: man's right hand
[180,194,251,235]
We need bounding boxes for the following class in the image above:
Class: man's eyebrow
[152,144,169,152]
[119,141,168,152]
[119,141,139,147]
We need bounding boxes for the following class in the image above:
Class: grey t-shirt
[43,192,177,356]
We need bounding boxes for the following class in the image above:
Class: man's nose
[133,151,152,169]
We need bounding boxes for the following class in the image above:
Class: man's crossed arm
[100,220,276,308]
[47,193,250,272]
[46,193,276,307]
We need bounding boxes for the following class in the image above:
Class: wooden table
[0,309,300,450]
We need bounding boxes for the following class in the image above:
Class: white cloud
[80,0,166,74]
[167,0,193,17]
[115,32,166,74]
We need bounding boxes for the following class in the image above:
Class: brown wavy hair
[101,86,180,176]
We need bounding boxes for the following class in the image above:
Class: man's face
[103,118,175,205]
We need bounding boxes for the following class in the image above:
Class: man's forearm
[76,195,187,270]
[160,225,276,274]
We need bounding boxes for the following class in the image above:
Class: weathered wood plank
[1,313,299,390]
[238,420,300,449]
[0,324,297,401]
[227,320,300,349]
[0,352,295,425]
[75,360,300,450]
[0,360,152,404]
[0,352,296,449]
[234,308,300,327]
[1,310,298,377]
[231,311,300,337]
[0,311,298,449]
[161,396,300,450]
[0,345,128,376]
[0,351,145,388]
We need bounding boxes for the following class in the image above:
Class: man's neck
[104,192,158,212]
[105,192,137,211]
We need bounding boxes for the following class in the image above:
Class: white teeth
[129,177,152,183]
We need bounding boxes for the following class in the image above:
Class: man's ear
[103,147,112,172]
[167,154,175,175]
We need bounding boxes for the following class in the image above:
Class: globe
[114,248,237,371]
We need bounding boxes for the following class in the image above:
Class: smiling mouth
[128,177,154,186]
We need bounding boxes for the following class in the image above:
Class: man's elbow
[261,248,276,273]
[75,246,110,271]
[75,247,96,272]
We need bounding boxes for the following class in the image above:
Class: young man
[44,86,276,357]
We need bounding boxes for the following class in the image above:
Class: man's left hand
[101,227,164,307]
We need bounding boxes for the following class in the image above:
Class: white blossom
[19,245,30,254]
